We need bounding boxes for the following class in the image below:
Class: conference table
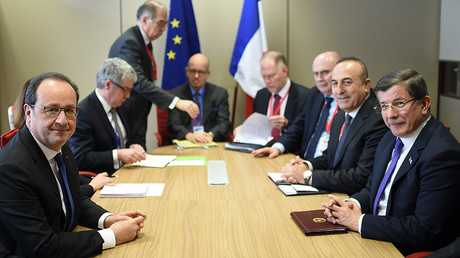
[89,143,402,257]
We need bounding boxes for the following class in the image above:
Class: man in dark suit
[69,58,147,175]
[167,54,231,144]
[0,72,146,256]
[323,69,460,255]
[234,51,310,142]
[281,57,388,195]
[108,0,199,148]
[253,51,341,158]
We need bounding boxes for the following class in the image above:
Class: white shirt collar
[399,115,431,152]
[272,78,291,98]
[29,128,60,162]
[95,89,112,114]
[137,24,151,45]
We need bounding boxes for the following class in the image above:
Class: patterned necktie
[373,138,404,215]
[304,96,333,159]
[191,91,202,130]
[271,94,281,140]
[333,114,352,166]
[146,42,157,80]
[110,108,125,148]
[54,153,74,232]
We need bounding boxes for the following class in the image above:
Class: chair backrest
[8,106,14,130]
[156,108,172,146]
[1,128,19,149]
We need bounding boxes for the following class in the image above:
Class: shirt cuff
[169,96,179,109]
[271,142,285,153]
[112,149,119,169]
[302,160,313,171]
[98,212,113,229]
[358,214,365,235]
[98,228,116,250]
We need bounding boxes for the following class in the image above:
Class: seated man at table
[69,58,146,175]
[233,51,310,142]
[280,57,388,195]
[0,72,146,256]
[322,69,460,255]
[252,51,341,159]
[167,53,231,144]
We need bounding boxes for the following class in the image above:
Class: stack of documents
[99,183,165,197]
[232,113,274,146]
[172,139,217,149]
[268,173,330,196]
[130,154,176,168]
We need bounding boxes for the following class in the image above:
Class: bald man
[167,54,231,144]
[253,51,341,159]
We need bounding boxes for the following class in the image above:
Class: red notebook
[290,209,348,235]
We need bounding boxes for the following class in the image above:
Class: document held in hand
[290,209,348,235]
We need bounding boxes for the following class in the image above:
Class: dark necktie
[110,108,125,148]
[304,96,333,159]
[54,153,74,232]
[146,43,157,80]
[271,94,281,140]
[373,138,404,215]
[191,91,202,130]
[333,114,352,166]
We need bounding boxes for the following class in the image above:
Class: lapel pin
[409,157,412,164]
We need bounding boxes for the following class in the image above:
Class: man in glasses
[0,72,147,256]
[322,69,460,255]
[69,58,146,175]
[109,0,199,149]
[167,53,231,144]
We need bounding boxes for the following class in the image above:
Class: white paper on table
[233,113,273,145]
[131,154,176,168]
[99,183,165,197]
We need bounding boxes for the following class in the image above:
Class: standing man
[167,54,231,144]
[109,0,199,148]
[253,51,341,158]
[69,58,147,175]
[234,51,310,142]
[280,57,388,195]
[0,72,146,257]
[323,69,460,255]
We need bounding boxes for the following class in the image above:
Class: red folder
[290,209,348,235]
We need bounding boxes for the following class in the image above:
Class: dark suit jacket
[0,126,108,257]
[351,117,460,255]
[69,91,136,175]
[109,25,175,148]
[308,92,388,195]
[278,86,326,155]
[167,82,231,142]
[253,81,310,131]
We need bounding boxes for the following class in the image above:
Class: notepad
[99,184,148,198]
[168,156,207,166]
[268,173,330,196]
[172,139,217,149]
[130,154,176,168]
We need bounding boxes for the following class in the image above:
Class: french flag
[229,0,268,99]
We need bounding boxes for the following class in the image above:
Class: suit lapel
[202,83,211,124]
[133,26,154,81]
[90,92,118,148]
[284,83,296,118]
[370,137,395,202]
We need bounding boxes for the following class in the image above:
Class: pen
[108,175,118,178]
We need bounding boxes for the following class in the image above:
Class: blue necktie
[191,91,202,130]
[304,96,333,159]
[54,153,75,232]
[333,114,352,166]
[373,138,404,215]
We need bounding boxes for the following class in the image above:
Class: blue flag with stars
[162,0,201,90]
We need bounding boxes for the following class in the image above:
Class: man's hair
[96,58,137,89]
[336,57,369,83]
[25,72,79,105]
[261,51,288,70]
[137,0,165,21]
[375,68,428,100]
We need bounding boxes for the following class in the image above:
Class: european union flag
[162,0,201,90]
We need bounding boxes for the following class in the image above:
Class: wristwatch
[303,170,313,183]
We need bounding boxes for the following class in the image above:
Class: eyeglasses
[112,81,133,94]
[186,69,208,76]
[156,20,168,27]
[374,98,415,114]
[31,104,80,117]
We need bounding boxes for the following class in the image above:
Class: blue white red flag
[229,0,268,98]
